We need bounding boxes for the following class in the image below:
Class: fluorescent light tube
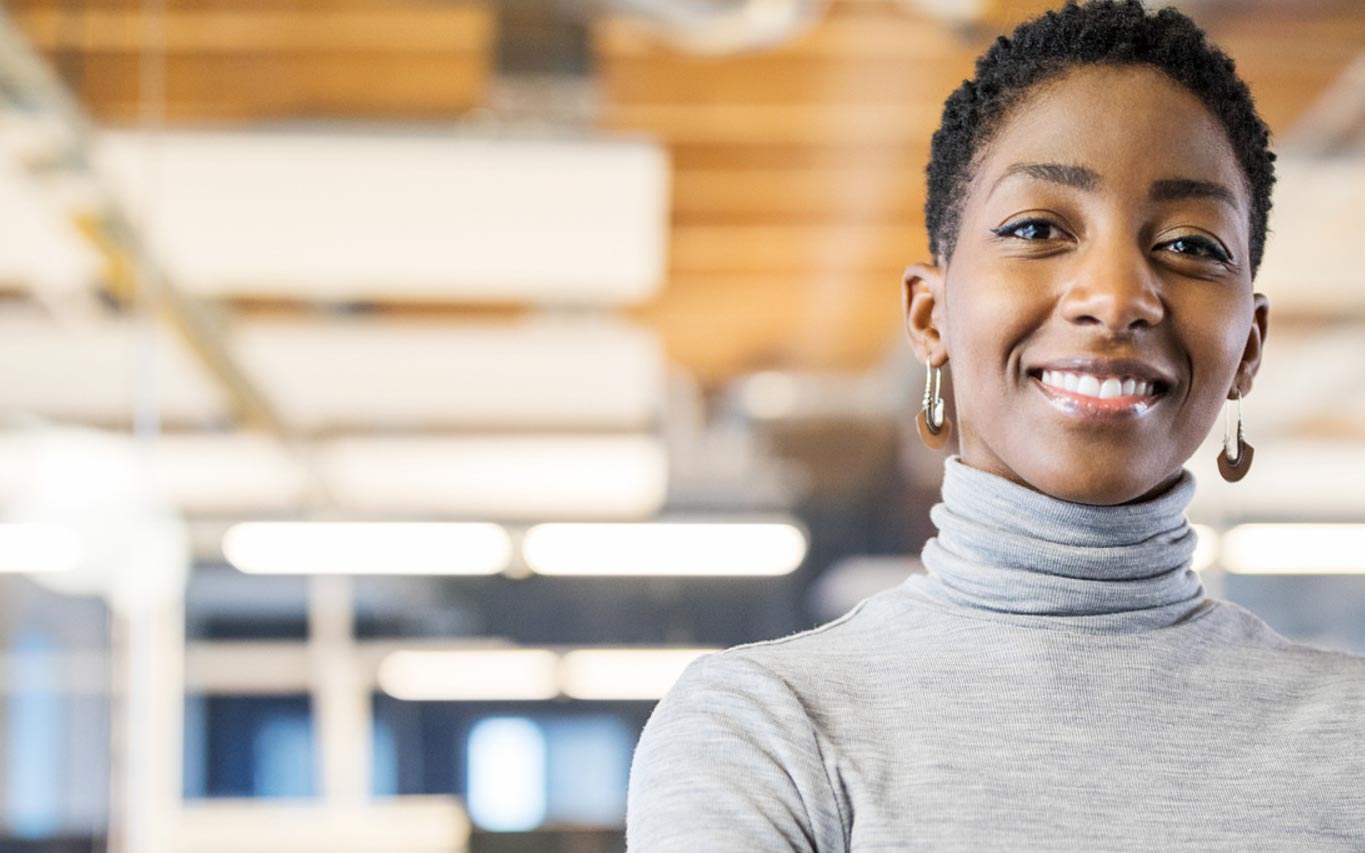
[377,650,559,701]
[522,521,807,576]
[223,521,510,575]
[560,648,716,700]
[1222,524,1365,574]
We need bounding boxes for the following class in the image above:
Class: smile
[1029,369,1166,418]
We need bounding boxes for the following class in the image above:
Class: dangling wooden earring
[1216,390,1253,482]
[915,357,952,450]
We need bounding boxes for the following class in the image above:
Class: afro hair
[924,0,1276,279]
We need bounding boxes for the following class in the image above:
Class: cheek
[945,270,1050,382]
[1174,297,1252,414]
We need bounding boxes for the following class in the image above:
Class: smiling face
[904,63,1269,505]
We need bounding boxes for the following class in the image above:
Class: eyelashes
[990,217,1234,264]
[1163,236,1232,263]
[991,218,1062,242]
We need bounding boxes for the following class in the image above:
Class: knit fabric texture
[625,456,1365,851]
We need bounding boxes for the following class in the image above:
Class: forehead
[972,64,1247,209]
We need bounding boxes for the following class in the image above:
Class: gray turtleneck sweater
[625,457,1365,851]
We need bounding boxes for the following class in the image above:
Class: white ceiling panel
[320,434,668,520]
[0,314,228,425]
[93,129,669,305]
[148,432,311,515]
[229,315,666,430]
[0,312,665,431]
[0,429,667,520]
[0,154,99,293]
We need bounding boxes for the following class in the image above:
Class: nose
[1059,243,1165,332]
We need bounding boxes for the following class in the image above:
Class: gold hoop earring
[916,357,952,450]
[1217,390,1253,482]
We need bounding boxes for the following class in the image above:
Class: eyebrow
[988,162,1238,208]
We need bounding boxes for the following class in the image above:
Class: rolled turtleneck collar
[907,455,1210,634]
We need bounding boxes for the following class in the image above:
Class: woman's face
[904,63,1269,505]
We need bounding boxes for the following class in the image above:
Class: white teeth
[1038,370,1161,400]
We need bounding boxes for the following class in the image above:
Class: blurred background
[0,0,1361,850]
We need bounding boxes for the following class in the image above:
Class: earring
[1216,389,1254,482]
[916,357,952,450]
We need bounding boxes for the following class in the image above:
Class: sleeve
[624,651,846,852]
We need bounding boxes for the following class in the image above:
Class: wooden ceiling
[6,0,496,120]
[600,4,973,383]
[7,0,1363,390]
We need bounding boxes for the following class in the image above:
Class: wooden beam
[599,56,972,104]
[602,102,942,146]
[593,10,975,60]
[669,144,929,170]
[10,1,496,120]
[11,6,494,54]
[670,223,926,275]
[67,53,491,121]
[626,273,909,385]
[671,162,929,222]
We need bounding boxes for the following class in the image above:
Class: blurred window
[372,696,644,829]
[185,565,308,641]
[5,630,62,839]
[1223,574,1365,654]
[0,578,110,842]
[184,694,316,798]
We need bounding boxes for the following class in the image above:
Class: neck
[913,455,1209,634]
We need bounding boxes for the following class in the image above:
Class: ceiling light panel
[229,317,665,431]
[94,130,669,305]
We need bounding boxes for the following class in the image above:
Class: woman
[625,1,1365,849]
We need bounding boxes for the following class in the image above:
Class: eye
[1162,235,1231,263]
[991,217,1067,241]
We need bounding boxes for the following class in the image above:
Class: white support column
[309,575,371,804]
[108,598,185,853]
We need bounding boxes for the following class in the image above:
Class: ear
[1232,292,1270,398]
[902,261,948,367]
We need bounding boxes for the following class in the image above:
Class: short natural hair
[924,0,1276,278]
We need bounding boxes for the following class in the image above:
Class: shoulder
[628,636,850,851]
[637,589,905,756]
[646,585,924,742]
[658,646,803,715]
[718,583,915,677]
[650,617,861,734]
